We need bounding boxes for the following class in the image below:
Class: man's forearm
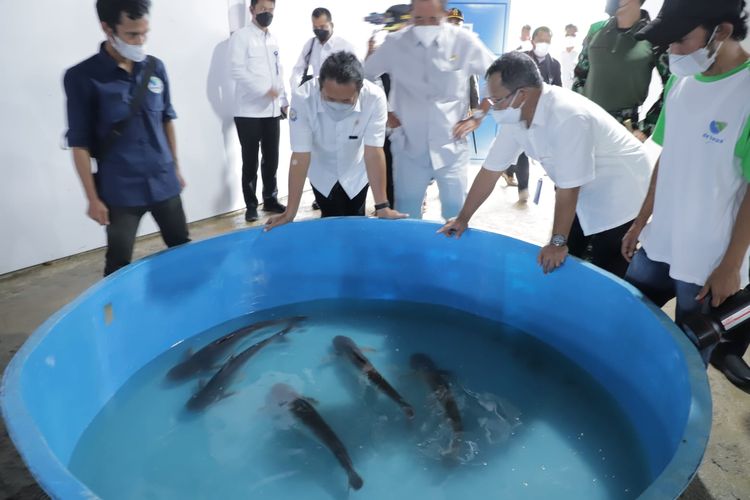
[364,147,388,205]
[721,186,750,269]
[286,153,311,216]
[72,148,99,202]
[552,187,580,238]
[164,120,179,167]
[457,167,502,222]
[634,159,660,225]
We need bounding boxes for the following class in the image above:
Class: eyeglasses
[487,90,519,110]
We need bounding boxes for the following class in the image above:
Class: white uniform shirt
[484,85,652,236]
[559,48,579,89]
[364,23,495,170]
[229,22,288,118]
[641,65,750,287]
[289,79,387,198]
[289,35,357,90]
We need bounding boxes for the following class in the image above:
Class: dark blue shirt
[64,43,180,207]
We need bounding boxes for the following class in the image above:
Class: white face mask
[111,34,147,62]
[668,28,722,77]
[323,99,356,121]
[491,91,525,124]
[413,25,441,47]
[564,36,576,49]
[533,42,550,58]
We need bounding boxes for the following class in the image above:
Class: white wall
[1,0,747,276]
[0,0,394,275]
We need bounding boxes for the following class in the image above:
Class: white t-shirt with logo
[641,61,750,287]
[484,85,652,236]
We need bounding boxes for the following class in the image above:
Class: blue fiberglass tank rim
[0,218,711,499]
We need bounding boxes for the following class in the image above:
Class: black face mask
[256,12,273,28]
[314,29,331,43]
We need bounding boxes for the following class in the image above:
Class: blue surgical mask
[323,100,355,121]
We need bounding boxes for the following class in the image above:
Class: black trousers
[104,195,190,276]
[507,152,530,191]
[234,117,280,209]
[312,183,369,218]
[568,216,632,279]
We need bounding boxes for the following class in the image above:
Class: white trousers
[392,149,468,221]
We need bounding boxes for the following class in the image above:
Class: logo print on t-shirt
[148,76,164,94]
[703,120,728,144]
[709,121,728,135]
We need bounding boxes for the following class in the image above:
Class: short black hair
[96,0,151,29]
[251,0,275,7]
[522,24,532,31]
[319,51,364,90]
[486,52,543,91]
[532,26,552,40]
[565,24,578,32]
[411,0,448,8]
[312,7,332,21]
[702,1,748,41]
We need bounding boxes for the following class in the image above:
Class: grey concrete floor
[1,164,749,499]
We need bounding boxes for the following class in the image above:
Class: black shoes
[263,199,286,214]
[245,207,259,222]
[312,200,320,210]
[710,341,750,390]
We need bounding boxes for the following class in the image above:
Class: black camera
[681,288,750,350]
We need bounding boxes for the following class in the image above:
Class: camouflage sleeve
[639,49,671,137]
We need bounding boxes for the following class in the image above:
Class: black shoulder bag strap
[97,56,157,161]
[299,38,316,87]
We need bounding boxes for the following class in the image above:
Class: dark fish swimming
[269,383,364,491]
[410,353,463,452]
[332,335,414,418]
[168,316,306,381]
[185,326,294,411]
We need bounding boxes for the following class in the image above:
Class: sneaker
[312,200,320,210]
[245,207,259,222]
[518,189,529,202]
[502,172,518,187]
[263,199,286,214]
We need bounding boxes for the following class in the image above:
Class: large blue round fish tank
[1,219,710,499]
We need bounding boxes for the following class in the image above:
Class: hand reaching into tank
[437,217,469,238]
[375,207,408,220]
[538,244,568,274]
[264,211,294,232]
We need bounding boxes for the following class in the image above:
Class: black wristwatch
[374,202,391,211]
[550,234,568,247]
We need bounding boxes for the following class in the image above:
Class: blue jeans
[625,249,712,362]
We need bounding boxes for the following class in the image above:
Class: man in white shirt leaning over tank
[624,0,750,386]
[264,51,406,230]
[440,51,652,279]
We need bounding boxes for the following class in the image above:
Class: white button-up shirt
[484,85,652,235]
[229,22,288,118]
[364,24,495,170]
[289,34,357,90]
[289,79,387,198]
